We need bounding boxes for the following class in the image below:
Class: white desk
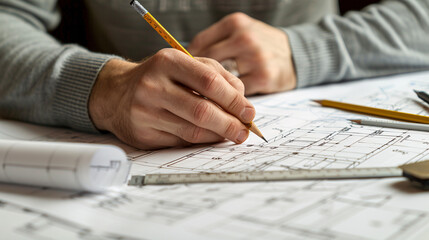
[1,71,429,240]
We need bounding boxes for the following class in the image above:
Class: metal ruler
[128,167,404,186]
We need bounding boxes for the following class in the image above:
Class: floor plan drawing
[132,73,429,175]
[0,198,143,240]
[1,71,429,239]
[2,178,428,240]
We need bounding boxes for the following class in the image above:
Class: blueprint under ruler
[1,71,429,239]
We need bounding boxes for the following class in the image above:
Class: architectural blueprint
[1,71,429,239]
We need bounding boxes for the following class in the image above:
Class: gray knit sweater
[0,0,428,133]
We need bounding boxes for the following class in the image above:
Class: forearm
[0,2,117,132]
[284,0,429,88]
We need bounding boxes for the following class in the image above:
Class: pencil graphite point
[245,122,267,143]
[312,99,323,104]
[349,119,361,124]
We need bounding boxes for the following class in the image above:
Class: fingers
[161,85,250,144]
[240,68,296,96]
[111,48,258,150]
[132,129,190,150]
[197,38,261,78]
[197,57,244,95]
[240,74,266,96]
[149,109,225,144]
[196,37,242,62]
[188,22,231,55]
[119,104,225,149]
[113,116,190,150]
[189,13,251,55]
[162,52,255,124]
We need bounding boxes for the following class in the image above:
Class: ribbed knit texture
[284,24,341,88]
[0,1,116,132]
[285,0,429,88]
[52,51,115,133]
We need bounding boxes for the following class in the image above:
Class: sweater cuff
[52,49,118,133]
[283,24,342,88]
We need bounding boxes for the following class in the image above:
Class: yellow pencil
[130,0,267,142]
[313,99,429,124]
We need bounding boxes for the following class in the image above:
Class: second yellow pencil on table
[129,0,266,142]
[314,99,429,124]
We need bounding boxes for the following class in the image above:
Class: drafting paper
[1,71,429,239]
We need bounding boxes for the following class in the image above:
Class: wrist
[89,59,137,131]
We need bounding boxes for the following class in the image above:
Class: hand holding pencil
[130,0,266,142]
[90,50,255,150]
[88,1,261,150]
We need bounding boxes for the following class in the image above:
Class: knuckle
[193,100,211,125]
[237,32,257,47]
[228,93,243,112]
[229,77,245,95]
[152,49,175,64]
[226,12,248,28]
[187,126,204,143]
[224,121,238,138]
[200,71,219,92]
[236,79,245,93]
[206,58,222,68]
[198,57,220,68]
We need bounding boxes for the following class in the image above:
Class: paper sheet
[1,71,429,239]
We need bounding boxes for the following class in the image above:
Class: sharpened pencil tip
[349,119,361,124]
[246,122,267,143]
[312,99,322,104]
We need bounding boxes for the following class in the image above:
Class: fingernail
[240,107,255,123]
[236,130,248,143]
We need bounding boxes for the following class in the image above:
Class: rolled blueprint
[0,140,131,192]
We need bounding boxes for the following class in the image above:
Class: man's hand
[188,13,297,95]
[89,49,256,150]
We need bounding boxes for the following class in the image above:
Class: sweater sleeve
[0,0,118,132]
[283,0,429,88]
